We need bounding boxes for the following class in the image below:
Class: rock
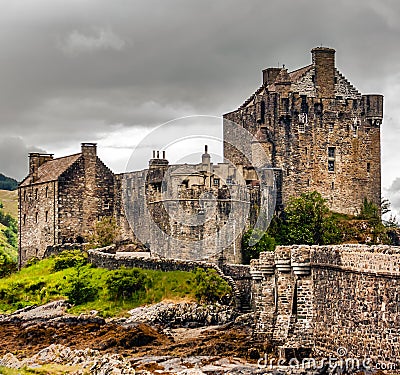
[123,302,239,328]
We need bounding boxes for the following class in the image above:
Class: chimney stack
[311,47,336,98]
[81,143,97,158]
[262,67,282,86]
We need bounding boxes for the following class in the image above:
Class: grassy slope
[0,256,197,317]
[0,189,18,218]
[0,189,18,261]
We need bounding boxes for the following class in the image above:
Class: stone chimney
[262,67,281,86]
[29,153,54,182]
[312,47,336,98]
[81,143,97,158]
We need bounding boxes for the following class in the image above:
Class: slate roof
[19,153,81,187]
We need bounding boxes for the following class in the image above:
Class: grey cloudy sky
[1,0,400,213]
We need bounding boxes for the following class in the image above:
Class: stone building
[224,47,383,215]
[18,47,384,265]
[18,144,273,266]
[18,143,114,267]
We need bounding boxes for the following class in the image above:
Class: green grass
[0,255,197,317]
[0,190,18,218]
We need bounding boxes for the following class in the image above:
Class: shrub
[193,268,232,304]
[106,268,149,301]
[52,250,88,272]
[66,267,99,305]
[0,248,17,277]
[241,229,275,264]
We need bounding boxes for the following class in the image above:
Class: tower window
[45,211,48,222]
[328,147,336,173]
[367,162,371,173]
[305,147,308,155]
[35,212,39,223]
[35,189,38,200]
[281,98,289,112]
[45,186,49,198]
[23,214,26,225]
[331,181,335,190]
[329,123,334,133]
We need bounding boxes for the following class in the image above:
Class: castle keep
[19,47,383,265]
[224,47,383,215]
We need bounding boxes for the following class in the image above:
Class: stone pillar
[273,246,294,343]
[81,143,98,238]
[251,253,276,342]
[312,47,336,98]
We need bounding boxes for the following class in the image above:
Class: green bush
[106,267,149,301]
[193,268,232,304]
[65,266,99,305]
[52,250,88,272]
[90,217,120,248]
[241,229,276,264]
[0,248,17,277]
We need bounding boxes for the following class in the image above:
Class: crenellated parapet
[251,244,400,365]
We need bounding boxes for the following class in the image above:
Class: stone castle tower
[223,47,383,215]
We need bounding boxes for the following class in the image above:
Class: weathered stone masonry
[251,245,400,364]
[224,47,383,215]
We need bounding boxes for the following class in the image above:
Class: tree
[241,229,276,264]
[283,191,341,245]
[193,268,232,304]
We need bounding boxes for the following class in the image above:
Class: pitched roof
[19,153,81,187]
[289,64,313,82]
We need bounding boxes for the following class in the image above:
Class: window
[35,212,39,223]
[367,162,371,173]
[226,178,233,184]
[281,98,289,112]
[329,123,334,133]
[331,181,335,190]
[23,214,26,226]
[23,190,27,201]
[307,179,310,187]
[298,122,305,133]
[35,189,38,200]
[45,186,49,198]
[314,102,323,116]
[334,76,338,84]
[305,147,308,155]
[328,147,336,173]
[213,178,220,186]
[45,211,48,222]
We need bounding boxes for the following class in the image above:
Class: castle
[18,47,383,266]
[224,47,382,214]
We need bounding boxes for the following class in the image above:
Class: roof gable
[19,153,82,187]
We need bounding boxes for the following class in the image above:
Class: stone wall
[223,48,383,216]
[18,181,57,266]
[251,244,400,365]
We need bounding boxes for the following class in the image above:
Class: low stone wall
[251,244,400,367]
[43,243,89,258]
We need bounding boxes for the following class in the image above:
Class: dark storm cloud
[0,137,45,181]
[0,0,400,180]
